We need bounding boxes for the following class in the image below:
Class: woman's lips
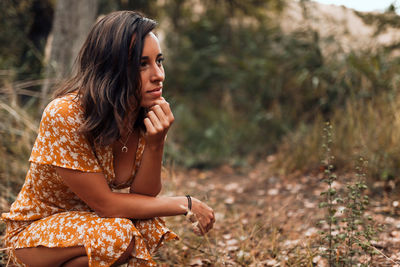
[146,87,162,98]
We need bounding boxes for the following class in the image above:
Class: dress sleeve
[29,96,102,172]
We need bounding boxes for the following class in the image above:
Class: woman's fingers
[146,102,174,133]
[143,98,174,147]
[151,105,169,128]
[198,209,215,234]
[202,219,213,233]
[199,219,213,234]
[148,110,164,131]
[153,102,174,123]
[151,99,174,124]
[144,117,156,133]
[158,102,174,124]
[205,213,215,232]
[189,198,215,235]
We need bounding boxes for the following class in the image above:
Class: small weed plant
[318,122,381,266]
[342,156,380,266]
[318,121,341,265]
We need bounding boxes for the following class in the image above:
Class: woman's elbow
[151,186,162,197]
[94,208,109,218]
[93,204,112,218]
[91,198,119,218]
[94,205,123,218]
[150,184,162,196]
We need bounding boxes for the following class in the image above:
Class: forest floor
[156,157,400,266]
[1,157,400,266]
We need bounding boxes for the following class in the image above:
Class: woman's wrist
[179,195,191,216]
[145,142,164,152]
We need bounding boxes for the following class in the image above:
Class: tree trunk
[40,0,99,111]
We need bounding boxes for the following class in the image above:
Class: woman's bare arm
[56,166,215,233]
[129,144,164,196]
[56,167,186,218]
[129,98,173,196]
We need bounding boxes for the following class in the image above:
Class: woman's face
[139,32,165,108]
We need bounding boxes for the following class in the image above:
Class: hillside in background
[280,1,400,55]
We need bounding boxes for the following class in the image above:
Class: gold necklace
[118,129,133,153]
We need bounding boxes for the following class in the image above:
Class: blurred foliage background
[1,0,400,201]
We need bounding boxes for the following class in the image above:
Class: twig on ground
[353,236,400,265]
[182,241,215,257]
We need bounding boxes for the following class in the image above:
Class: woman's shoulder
[44,93,80,114]
[42,93,83,126]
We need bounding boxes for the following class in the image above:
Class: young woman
[2,11,215,267]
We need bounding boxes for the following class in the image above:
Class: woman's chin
[141,98,162,108]
[141,102,154,109]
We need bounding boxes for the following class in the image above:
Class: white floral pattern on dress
[1,94,178,267]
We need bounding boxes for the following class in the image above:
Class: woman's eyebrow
[140,53,163,60]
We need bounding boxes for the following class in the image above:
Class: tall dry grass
[0,77,57,265]
[275,92,400,182]
[0,79,47,203]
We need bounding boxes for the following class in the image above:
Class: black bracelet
[184,195,192,216]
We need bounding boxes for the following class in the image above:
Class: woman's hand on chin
[143,97,174,149]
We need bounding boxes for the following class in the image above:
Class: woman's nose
[151,65,164,82]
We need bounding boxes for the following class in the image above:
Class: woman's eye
[157,58,164,65]
[140,61,148,68]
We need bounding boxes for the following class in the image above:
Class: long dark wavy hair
[53,11,157,146]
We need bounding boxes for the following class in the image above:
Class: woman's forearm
[56,165,185,219]
[98,194,187,219]
[132,98,174,196]
[55,166,214,232]
[129,144,164,196]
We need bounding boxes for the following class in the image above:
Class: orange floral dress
[1,94,178,267]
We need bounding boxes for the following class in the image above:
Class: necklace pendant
[121,146,128,153]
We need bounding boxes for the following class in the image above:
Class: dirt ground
[2,157,400,266]
[156,158,400,266]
